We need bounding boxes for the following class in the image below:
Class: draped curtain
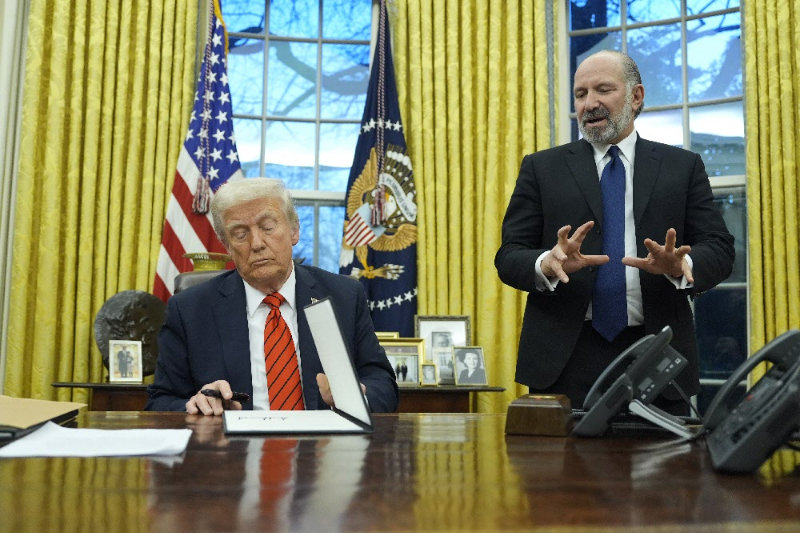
[743,0,800,376]
[3,0,198,399]
[390,0,557,412]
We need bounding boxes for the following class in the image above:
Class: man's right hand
[540,221,609,283]
[186,380,244,416]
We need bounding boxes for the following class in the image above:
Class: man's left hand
[622,228,694,283]
[317,373,366,408]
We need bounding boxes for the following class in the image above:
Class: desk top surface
[1,411,799,532]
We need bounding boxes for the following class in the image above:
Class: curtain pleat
[391,0,556,412]
[4,0,197,399]
[744,0,800,376]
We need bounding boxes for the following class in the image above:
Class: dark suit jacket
[146,264,399,412]
[495,136,735,397]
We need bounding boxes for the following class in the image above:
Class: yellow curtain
[390,0,557,412]
[4,0,198,399]
[743,0,800,381]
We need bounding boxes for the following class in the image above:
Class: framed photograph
[375,331,400,339]
[381,338,425,387]
[109,340,143,383]
[415,315,470,384]
[453,346,488,386]
[420,363,438,386]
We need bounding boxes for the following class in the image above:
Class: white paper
[304,298,371,427]
[224,410,365,433]
[0,422,192,458]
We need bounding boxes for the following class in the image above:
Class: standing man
[495,50,734,414]
[147,178,398,414]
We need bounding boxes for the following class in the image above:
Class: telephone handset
[704,329,800,473]
[573,326,688,437]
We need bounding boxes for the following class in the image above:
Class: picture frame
[420,363,438,386]
[415,315,471,384]
[453,346,488,386]
[108,340,143,383]
[375,331,400,339]
[380,338,425,387]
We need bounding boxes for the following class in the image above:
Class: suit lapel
[211,271,253,395]
[632,137,663,227]
[565,140,604,222]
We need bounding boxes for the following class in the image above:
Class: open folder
[223,298,373,434]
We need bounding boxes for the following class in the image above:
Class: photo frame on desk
[375,331,400,339]
[108,340,143,383]
[380,338,425,387]
[420,363,438,386]
[453,346,488,386]
[415,315,470,385]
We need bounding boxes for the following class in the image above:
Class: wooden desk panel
[1,412,799,532]
[53,382,504,413]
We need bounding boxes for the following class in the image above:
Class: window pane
[628,23,681,107]
[233,117,262,176]
[634,109,683,147]
[694,285,747,379]
[264,120,315,188]
[570,0,620,31]
[687,12,742,101]
[713,187,747,283]
[319,204,345,272]
[319,122,359,191]
[269,0,319,38]
[323,0,372,40]
[321,44,370,119]
[228,38,264,116]
[267,41,317,118]
[627,0,680,23]
[221,0,266,34]
[295,204,314,264]
[689,101,744,176]
[687,0,740,16]
[293,203,345,273]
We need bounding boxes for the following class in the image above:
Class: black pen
[201,389,251,403]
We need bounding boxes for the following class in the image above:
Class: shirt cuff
[534,252,559,292]
[664,254,694,289]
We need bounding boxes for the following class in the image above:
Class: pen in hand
[201,389,250,403]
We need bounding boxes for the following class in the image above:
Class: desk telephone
[573,326,692,437]
[704,329,800,473]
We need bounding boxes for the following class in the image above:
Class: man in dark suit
[146,178,398,414]
[495,50,734,413]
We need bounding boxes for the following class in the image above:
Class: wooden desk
[2,412,799,532]
[52,382,504,413]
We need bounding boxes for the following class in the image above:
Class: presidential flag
[339,0,417,336]
[153,0,242,301]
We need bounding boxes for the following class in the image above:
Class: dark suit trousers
[533,322,689,416]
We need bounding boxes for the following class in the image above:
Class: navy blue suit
[495,136,735,398]
[146,264,399,412]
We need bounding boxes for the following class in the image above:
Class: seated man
[146,178,399,414]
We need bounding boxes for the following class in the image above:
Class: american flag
[153,0,242,301]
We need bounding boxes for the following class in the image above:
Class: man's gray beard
[579,93,635,144]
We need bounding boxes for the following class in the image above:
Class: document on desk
[0,422,192,458]
[224,297,373,435]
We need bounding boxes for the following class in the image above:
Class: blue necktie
[592,145,627,342]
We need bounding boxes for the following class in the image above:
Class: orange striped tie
[263,293,305,410]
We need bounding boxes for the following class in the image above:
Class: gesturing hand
[622,228,693,283]
[540,221,609,283]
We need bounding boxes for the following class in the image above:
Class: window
[565,0,746,411]
[221,0,374,272]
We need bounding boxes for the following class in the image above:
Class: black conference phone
[704,329,800,473]
[572,326,690,437]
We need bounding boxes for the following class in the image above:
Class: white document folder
[223,298,373,434]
